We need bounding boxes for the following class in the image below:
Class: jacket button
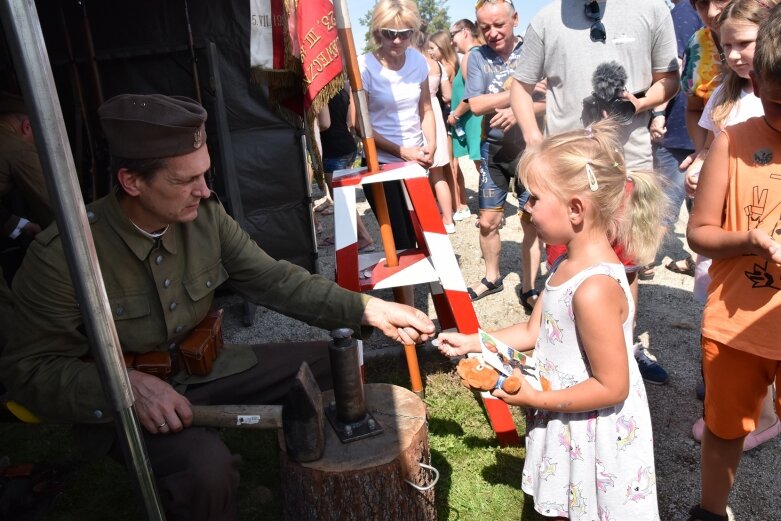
[163,279,172,288]
[168,342,176,351]
[116,306,124,316]
[155,255,164,265]
[93,409,103,419]
[87,211,97,223]
[206,280,212,288]
[169,302,177,311]
[175,325,184,333]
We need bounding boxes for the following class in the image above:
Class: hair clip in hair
[584,126,594,139]
[612,161,622,169]
[585,163,599,191]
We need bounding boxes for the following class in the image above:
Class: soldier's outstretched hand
[362,297,435,345]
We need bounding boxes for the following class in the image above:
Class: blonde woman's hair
[518,119,668,265]
[428,31,460,75]
[711,0,780,129]
[370,0,422,46]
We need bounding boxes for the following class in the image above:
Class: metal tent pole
[0,1,165,519]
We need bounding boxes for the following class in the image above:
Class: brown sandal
[665,256,695,277]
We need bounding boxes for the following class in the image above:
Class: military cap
[0,92,27,115]
[98,94,207,159]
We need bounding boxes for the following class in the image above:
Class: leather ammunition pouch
[83,308,224,379]
[178,308,224,376]
[83,351,171,380]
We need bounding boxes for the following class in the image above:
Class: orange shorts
[702,336,781,439]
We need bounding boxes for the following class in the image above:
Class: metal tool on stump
[191,362,325,462]
[326,328,383,443]
[332,0,425,399]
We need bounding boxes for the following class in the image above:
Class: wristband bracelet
[650,110,665,119]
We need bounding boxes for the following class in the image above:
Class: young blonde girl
[437,119,666,520]
[688,0,780,451]
[427,30,465,226]
[415,31,454,232]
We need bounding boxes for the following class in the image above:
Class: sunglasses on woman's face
[584,1,606,43]
[380,28,414,41]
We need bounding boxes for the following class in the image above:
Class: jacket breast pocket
[109,293,153,347]
[184,261,228,315]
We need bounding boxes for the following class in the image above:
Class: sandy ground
[218,167,778,520]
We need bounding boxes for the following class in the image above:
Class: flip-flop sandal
[467,277,504,301]
[519,288,540,313]
[665,257,695,276]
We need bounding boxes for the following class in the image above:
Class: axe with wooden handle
[190,362,325,462]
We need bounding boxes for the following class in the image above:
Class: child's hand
[491,367,537,406]
[749,229,781,264]
[684,161,702,197]
[433,332,480,357]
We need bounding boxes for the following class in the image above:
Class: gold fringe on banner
[249,0,346,183]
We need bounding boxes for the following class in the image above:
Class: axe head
[282,361,325,462]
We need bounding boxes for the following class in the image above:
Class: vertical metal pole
[0,2,165,519]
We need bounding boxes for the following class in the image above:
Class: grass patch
[1,350,544,520]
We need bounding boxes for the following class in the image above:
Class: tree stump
[279,383,436,520]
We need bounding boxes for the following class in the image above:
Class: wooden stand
[279,384,436,520]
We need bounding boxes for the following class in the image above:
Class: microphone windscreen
[592,61,627,102]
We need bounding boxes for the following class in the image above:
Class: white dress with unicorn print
[521,263,659,520]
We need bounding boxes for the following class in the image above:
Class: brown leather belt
[83,308,224,379]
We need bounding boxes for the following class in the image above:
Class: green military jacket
[0,126,52,235]
[0,190,369,423]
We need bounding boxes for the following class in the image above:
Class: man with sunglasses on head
[461,0,546,304]
[510,0,680,386]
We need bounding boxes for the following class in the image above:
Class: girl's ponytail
[617,170,668,266]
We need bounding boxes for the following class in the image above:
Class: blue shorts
[323,151,358,174]
[479,140,523,211]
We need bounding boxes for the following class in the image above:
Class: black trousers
[110,341,332,521]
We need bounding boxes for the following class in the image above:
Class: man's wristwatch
[650,110,666,119]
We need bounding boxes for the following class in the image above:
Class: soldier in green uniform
[0,94,435,521]
[0,92,53,285]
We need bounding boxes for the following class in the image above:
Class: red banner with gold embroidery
[296,0,343,115]
[250,0,344,180]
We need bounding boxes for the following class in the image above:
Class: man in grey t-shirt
[510,0,679,385]
[511,0,679,169]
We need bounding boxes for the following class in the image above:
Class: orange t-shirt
[701,117,781,360]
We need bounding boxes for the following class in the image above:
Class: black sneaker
[634,347,669,385]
